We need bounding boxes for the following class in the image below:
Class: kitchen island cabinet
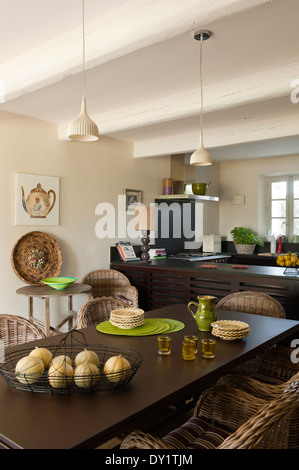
[231,254,277,266]
[110,259,299,320]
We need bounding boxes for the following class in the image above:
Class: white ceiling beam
[58,61,298,140]
[0,0,268,102]
[98,62,299,132]
[133,114,299,158]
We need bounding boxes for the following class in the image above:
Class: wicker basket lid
[11,231,63,285]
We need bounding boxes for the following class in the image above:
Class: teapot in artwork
[21,183,56,218]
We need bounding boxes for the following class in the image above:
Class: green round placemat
[158,318,185,333]
[138,319,169,335]
[96,318,185,336]
[96,318,167,336]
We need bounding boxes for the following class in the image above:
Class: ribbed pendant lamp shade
[67,0,99,142]
[190,30,212,166]
[190,142,212,166]
[68,96,99,141]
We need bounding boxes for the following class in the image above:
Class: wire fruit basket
[0,330,142,395]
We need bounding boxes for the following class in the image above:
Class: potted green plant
[230,226,264,254]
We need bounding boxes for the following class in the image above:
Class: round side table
[16,283,92,336]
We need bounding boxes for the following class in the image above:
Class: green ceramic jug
[188,295,217,331]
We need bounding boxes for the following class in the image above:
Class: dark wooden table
[16,283,92,336]
[0,304,298,449]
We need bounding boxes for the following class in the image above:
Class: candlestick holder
[140,230,150,261]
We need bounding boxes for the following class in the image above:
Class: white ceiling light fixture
[68,0,99,142]
[190,30,212,166]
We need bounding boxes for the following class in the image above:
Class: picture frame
[124,189,142,210]
[15,173,60,226]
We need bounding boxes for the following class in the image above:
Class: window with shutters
[266,175,299,239]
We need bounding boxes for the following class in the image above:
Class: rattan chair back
[254,344,299,381]
[219,377,299,449]
[0,314,46,348]
[217,347,299,448]
[216,291,285,318]
[76,296,129,329]
[81,269,138,307]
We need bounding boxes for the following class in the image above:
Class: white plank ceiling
[0,0,299,161]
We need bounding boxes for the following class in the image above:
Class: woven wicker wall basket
[11,231,63,285]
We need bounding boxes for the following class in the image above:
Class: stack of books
[148,248,167,260]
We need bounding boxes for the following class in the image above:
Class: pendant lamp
[68,0,99,142]
[190,30,212,166]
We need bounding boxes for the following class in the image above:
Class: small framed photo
[124,189,142,210]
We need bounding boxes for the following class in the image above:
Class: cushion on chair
[113,294,133,306]
[163,417,231,449]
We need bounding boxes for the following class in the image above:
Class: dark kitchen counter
[112,258,289,279]
[110,259,299,320]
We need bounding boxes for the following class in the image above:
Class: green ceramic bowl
[41,277,77,290]
[192,183,208,195]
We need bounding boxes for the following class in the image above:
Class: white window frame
[266,175,299,239]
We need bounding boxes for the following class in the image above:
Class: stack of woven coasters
[110,308,145,329]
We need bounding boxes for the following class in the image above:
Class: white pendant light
[68,0,99,142]
[190,30,212,166]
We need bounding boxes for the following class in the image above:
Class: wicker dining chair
[120,384,265,450]
[0,313,46,348]
[120,371,299,450]
[216,291,285,318]
[253,343,299,382]
[190,373,298,449]
[218,344,299,388]
[218,355,299,448]
[218,379,299,449]
[216,291,286,376]
[81,269,138,307]
[76,296,129,329]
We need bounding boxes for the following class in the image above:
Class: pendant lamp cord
[82,0,86,98]
[199,33,204,146]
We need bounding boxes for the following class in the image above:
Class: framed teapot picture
[15,173,60,226]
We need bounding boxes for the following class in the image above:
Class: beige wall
[0,110,170,327]
[219,154,299,240]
